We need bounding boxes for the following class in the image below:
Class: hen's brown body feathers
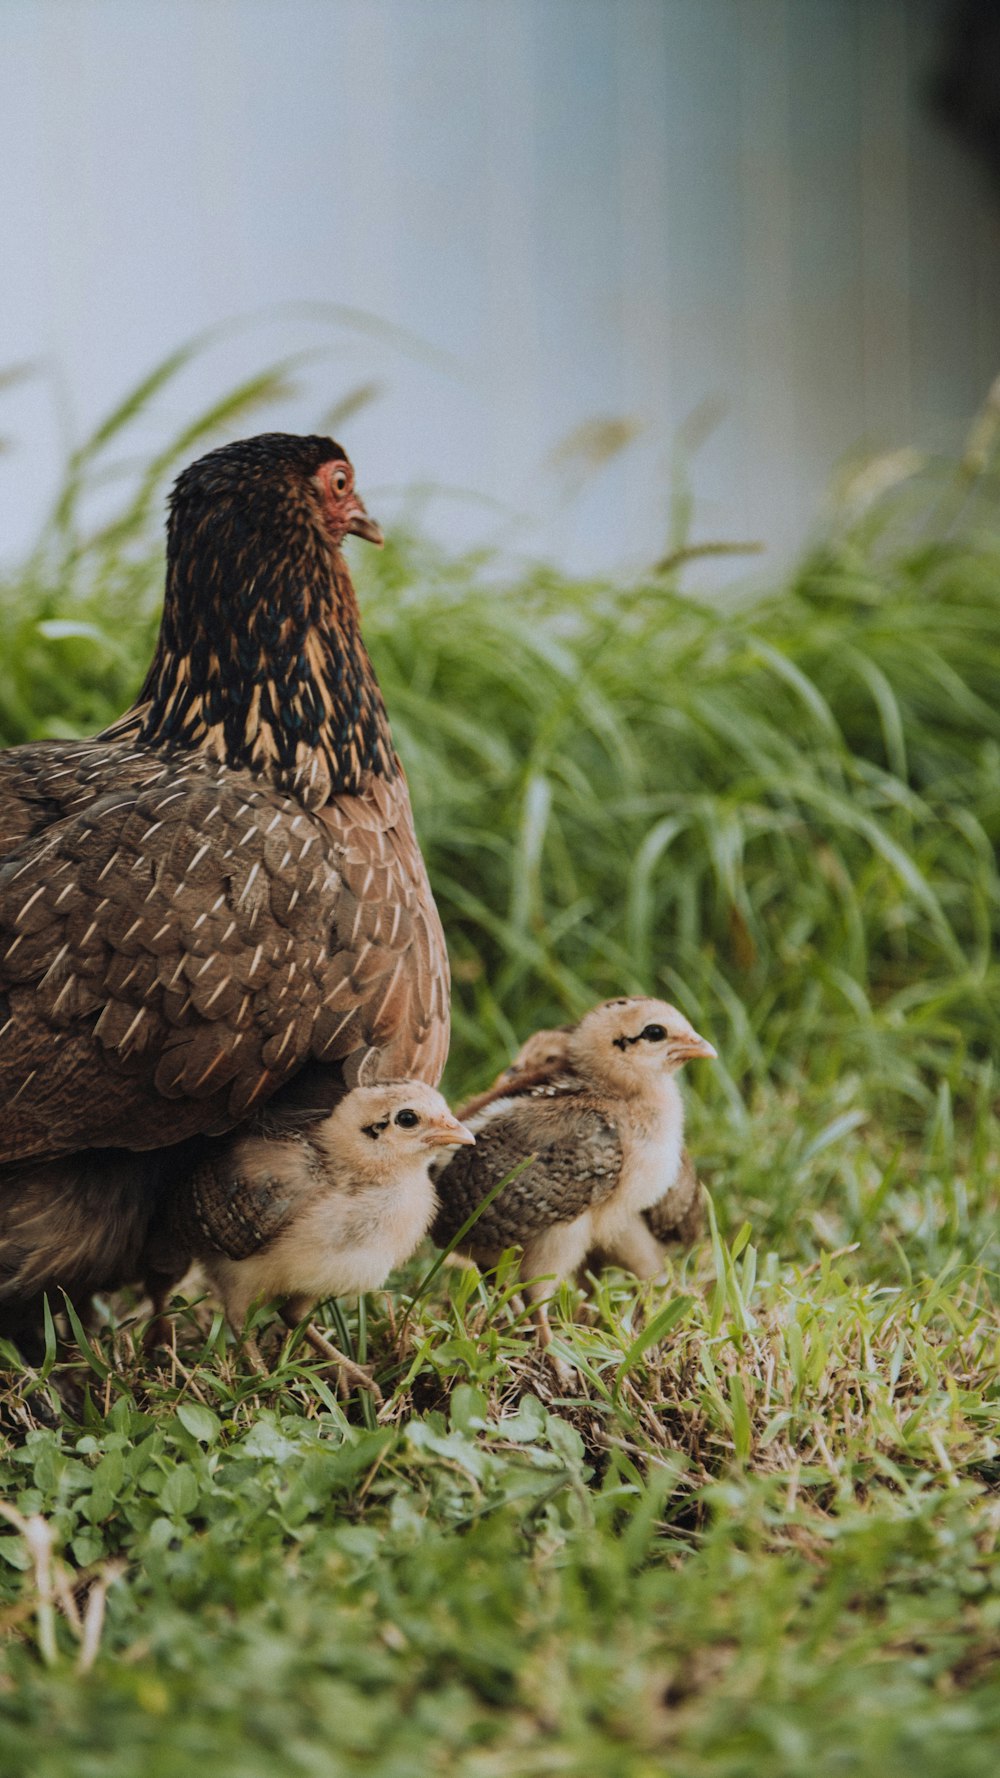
[0,752,445,1161]
[0,434,449,1344]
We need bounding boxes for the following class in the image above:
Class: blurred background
[0,0,998,1141]
[1,0,998,578]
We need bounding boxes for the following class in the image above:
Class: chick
[433,997,715,1381]
[156,1080,473,1392]
[457,1010,707,1272]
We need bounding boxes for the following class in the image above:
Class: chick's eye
[394,1108,420,1129]
[640,1024,667,1043]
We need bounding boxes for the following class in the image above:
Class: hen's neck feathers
[107,540,396,807]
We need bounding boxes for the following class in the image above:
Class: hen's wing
[0,739,168,857]
[431,1090,623,1253]
[310,763,450,1093]
[0,752,448,1164]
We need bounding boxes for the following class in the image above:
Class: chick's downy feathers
[163,1080,474,1333]
[447,1000,710,1263]
[433,998,715,1334]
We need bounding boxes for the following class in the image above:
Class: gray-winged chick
[157,1080,473,1390]
[432,997,714,1377]
[456,1008,707,1262]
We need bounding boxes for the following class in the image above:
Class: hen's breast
[310,763,450,1093]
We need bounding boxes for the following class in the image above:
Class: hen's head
[168,433,383,563]
[134,434,394,800]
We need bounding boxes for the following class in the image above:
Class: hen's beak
[345,497,384,547]
[421,1116,476,1151]
[671,1032,717,1062]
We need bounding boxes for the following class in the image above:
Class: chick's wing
[431,1091,623,1252]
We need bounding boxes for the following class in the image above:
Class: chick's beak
[672,1032,717,1062]
[344,496,384,547]
[421,1116,476,1151]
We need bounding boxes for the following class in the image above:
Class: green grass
[0,374,998,1775]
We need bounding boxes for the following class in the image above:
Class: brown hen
[0,434,449,1346]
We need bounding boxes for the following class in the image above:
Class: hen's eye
[331,469,349,495]
[640,1024,667,1043]
[395,1108,420,1129]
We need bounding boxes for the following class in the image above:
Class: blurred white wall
[1,0,998,580]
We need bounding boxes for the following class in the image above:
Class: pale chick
[160,1081,473,1395]
[433,998,715,1384]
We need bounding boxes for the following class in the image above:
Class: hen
[0,434,449,1347]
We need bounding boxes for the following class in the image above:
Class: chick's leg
[141,1264,193,1354]
[596,1216,665,1281]
[207,1263,307,1383]
[280,1296,383,1403]
[521,1218,593,1391]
